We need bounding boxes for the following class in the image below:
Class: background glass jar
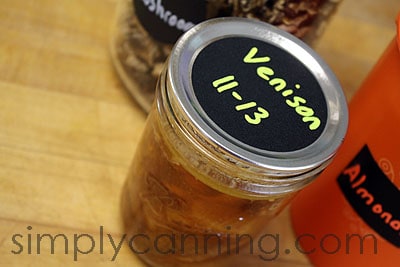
[110,0,342,112]
[121,18,348,266]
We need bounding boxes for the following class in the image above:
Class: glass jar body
[121,69,314,266]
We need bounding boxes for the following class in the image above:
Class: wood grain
[0,0,398,266]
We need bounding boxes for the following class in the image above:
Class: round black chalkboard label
[134,0,206,43]
[191,37,328,152]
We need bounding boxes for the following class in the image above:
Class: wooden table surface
[0,0,398,266]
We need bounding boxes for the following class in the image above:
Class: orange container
[290,13,400,266]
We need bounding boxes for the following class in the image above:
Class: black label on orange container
[337,145,400,248]
[191,37,327,152]
[134,0,206,43]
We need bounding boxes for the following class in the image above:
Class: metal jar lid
[165,17,348,176]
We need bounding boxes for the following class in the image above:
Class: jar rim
[166,17,348,174]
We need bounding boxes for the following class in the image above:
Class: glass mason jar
[110,0,342,112]
[121,18,348,266]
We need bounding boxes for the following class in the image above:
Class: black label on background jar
[191,37,327,152]
[337,145,400,248]
[134,0,206,43]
